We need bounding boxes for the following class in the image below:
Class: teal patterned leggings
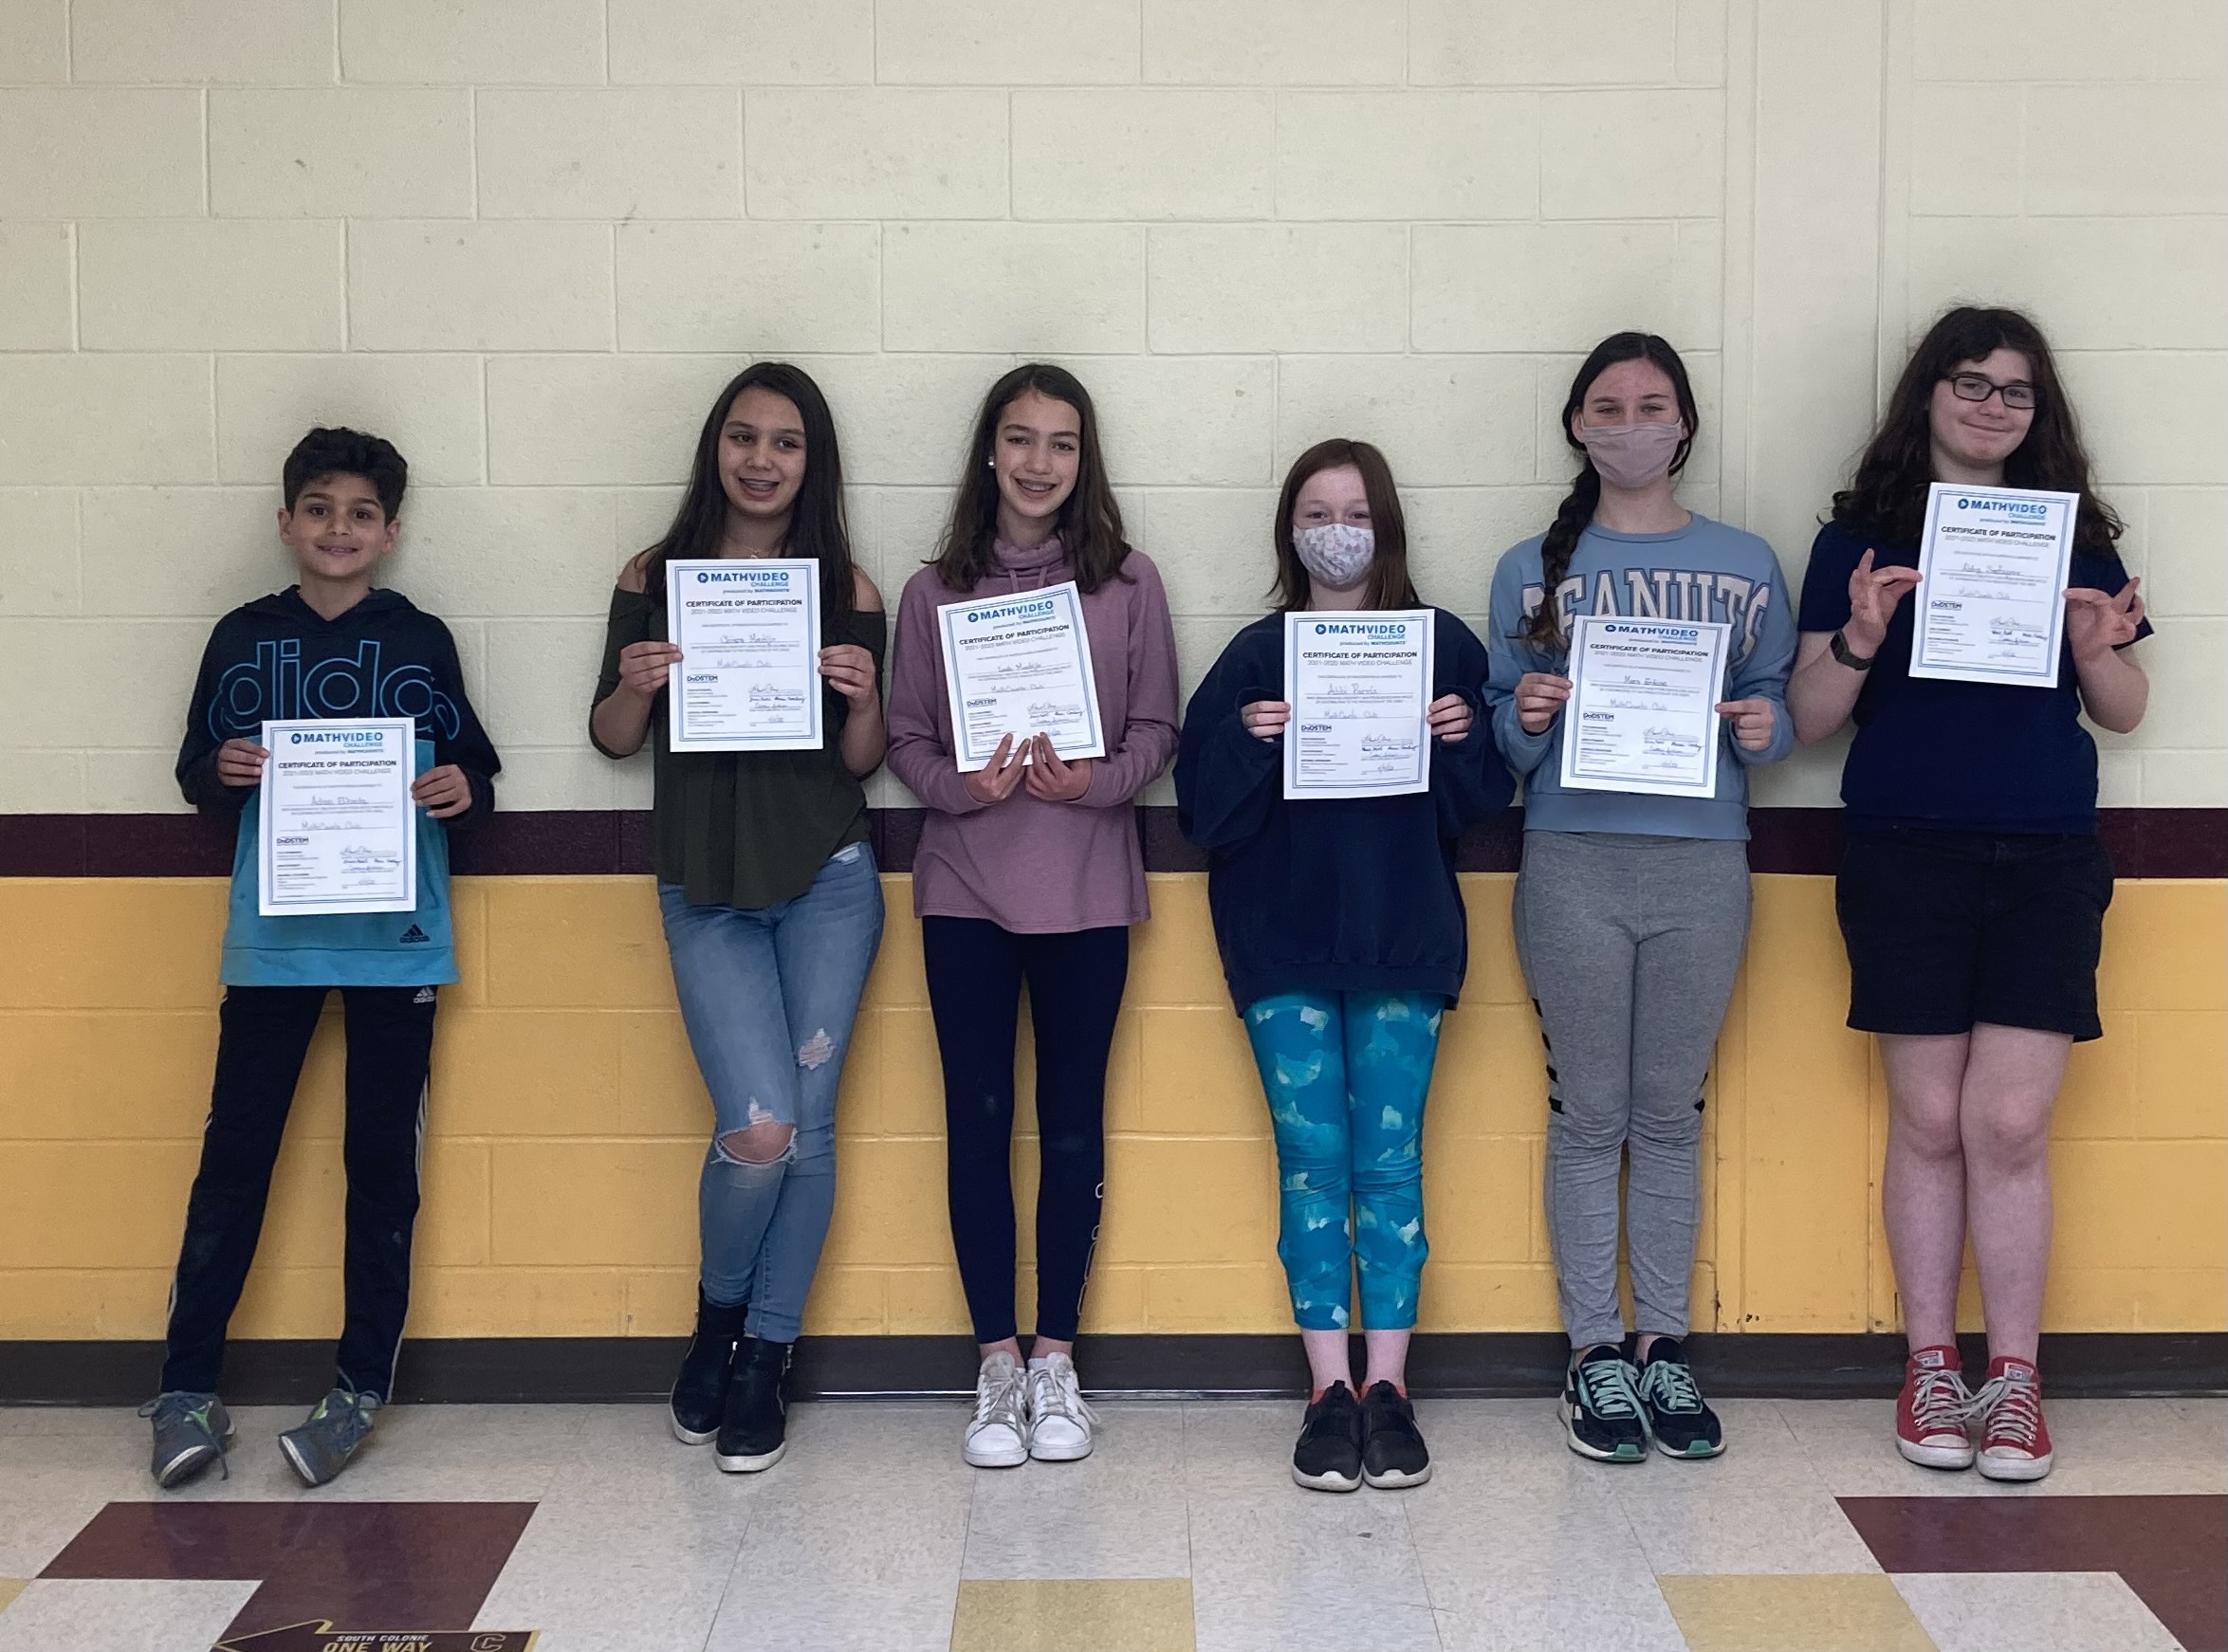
[1242,991,1445,1331]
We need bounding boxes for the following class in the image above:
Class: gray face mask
[1577,420,1685,489]
[1293,523,1376,590]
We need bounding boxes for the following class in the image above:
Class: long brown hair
[1270,438,1422,612]
[1523,332,1700,650]
[1833,304,2122,555]
[637,362,856,638]
[932,363,1132,595]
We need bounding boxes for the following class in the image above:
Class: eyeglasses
[1944,373,2038,411]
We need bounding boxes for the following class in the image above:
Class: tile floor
[0,1396,2219,1651]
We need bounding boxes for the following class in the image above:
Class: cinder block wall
[1,1,2222,1343]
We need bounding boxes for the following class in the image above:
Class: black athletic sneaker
[671,1289,748,1446]
[1562,1344,1648,1462]
[1359,1381,1431,1488]
[1291,1381,1364,1492]
[716,1336,791,1473]
[1632,1335,1724,1459]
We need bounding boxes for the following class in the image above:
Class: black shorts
[1835,828,2113,1042]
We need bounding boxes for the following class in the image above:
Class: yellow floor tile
[1659,1574,1937,1652]
[949,1578,1194,1652]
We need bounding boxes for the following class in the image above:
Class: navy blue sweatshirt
[1174,610,1514,1013]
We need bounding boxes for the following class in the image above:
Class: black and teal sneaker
[1562,1345,1648,1462]
[141,1391,232,1488]
[1633,1335,1724,1459]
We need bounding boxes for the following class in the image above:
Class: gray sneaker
[140,1391,232,1488]
[278,1387,380,1487]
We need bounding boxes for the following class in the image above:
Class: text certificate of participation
[665,558,824,752]
[257,718,417,917]
[1281,610,1434,801]
[937,580,1107,772]
[1909,482,2079,688]
[1558,616,1729,800]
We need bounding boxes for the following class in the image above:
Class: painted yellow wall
[1,872,2220,1342]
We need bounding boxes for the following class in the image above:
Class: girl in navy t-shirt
[1787,305,2149,1484]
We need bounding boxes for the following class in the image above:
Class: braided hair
[1522,332,1699,652]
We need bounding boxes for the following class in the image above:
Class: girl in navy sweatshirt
[1176,439,1512,1494]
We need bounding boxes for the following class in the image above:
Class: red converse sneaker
[1895,1345,1976,1469]
[1972,1355,2053,1481]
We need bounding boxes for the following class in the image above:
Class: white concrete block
[0,0,67,81]
[0,90,202,217]
[883,223,1145,354]
[0,225,72,351]
[0,621,86,749]
[476,88,742,220]
[0,749,84,810]
[744,90,1007,219]
[0,489,80,616]
[1907,217,2228,354]
[486,356,751,486]
[617,222,880,354]
[2024,84,2228,216]
[79,220,344,353]
[874,486,959,577]
[1013,90,1274,220]
[339,0,604,83]
[1135,489,1280,616]
[1412,221,1720,352]
[609,0,870,83]
[1906,85,2022,217]
[479,617,612,747]
[471,743,618,812]
[348,222,614,353]
[70,0,333,83]
[84,750,198,811]
[390,487,623,618]
[2060,352,2228,488]
[1148,225,1407,353]
[1276,92,1537,220]
[1071,357,1276,487]
[2123,617,2224,752]
[1402,484,1571,602]
[0,356,212,486]
[2142,489,2227,617]
[1539,89,1723,218]
[1675,0,1727,83]
[210,90,472,218]
[215,355,486,489]
[80,620,212,747]
[783,355,1014,486]
[1408,0,1679,85]
[1912,0,2169,82]
[81,488,277,617]
[1142,0,1404,83]
[2140,749,2226,807]
[1276,356,1536,487]
[876,0,1140,83]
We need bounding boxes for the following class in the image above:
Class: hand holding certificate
[938,580,1107,773]
[1558,617,1730,799]
[665,559,824,752]
[258,718,417,916]
[1282,610,1434,800]
[1909,483,2079,688]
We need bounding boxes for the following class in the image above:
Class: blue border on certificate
[665,558,824,753]
[256,716,419,916]
[1909,483,2076,688]
[938,581,1104,768]
[1280,609,1434,799]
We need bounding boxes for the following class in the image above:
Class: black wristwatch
[1830,629,1877,670]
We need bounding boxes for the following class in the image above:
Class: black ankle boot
[670,1290,748,1445]
[716,1336,791,1474]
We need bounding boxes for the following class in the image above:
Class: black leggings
[162,984,436,1400]
[923,917,1130,1345]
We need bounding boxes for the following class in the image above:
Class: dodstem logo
[289,729,384,746]
[1956,495,2048,518]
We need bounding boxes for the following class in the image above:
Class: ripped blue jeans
[1243,991,1445,1331]
[658,842,884,1342]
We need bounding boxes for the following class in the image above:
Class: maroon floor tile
[1838,1494,2228,1652]
[40,1500,536,1641]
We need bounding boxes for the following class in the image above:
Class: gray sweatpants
[1512,832,1752,1349]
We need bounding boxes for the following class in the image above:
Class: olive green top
[592,587,887,909]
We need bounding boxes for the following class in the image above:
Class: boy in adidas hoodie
[145,428,500,1490]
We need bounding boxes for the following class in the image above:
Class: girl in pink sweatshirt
[886,363,1179,1469]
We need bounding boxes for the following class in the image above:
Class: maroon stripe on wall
[3,807,2221,879]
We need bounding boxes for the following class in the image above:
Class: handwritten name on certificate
[937,581,1107,772]
[666,559,824,753]
[1281,611,1434,801]
[1910,483,2079,688]
[1559,617,1730,800]
[257,718,417,917]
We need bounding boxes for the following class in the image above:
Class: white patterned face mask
[1292,523,1376,590]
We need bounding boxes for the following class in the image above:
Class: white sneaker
[1025,1352,1098,1462]
[964,1352,1029,1468]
